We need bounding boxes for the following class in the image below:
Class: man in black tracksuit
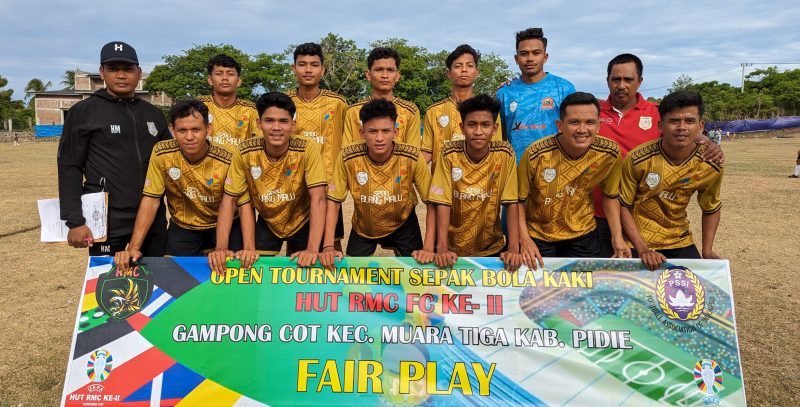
[58,41,170,256]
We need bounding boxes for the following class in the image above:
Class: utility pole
[741,63,753,93]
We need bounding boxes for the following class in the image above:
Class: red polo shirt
[594,93,660,217]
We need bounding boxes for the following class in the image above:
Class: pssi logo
[656,266,705,321]
[96,264,154,320]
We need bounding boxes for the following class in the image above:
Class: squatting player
[209,92,327,274]
[620,91,723,271]
[422,44,502,165]
[199,54,259,152]
[286,42,349,251]
[517,92,630,265]
[343,47,421,148]
[496,27,575,161]
[426,94,522,270]
[594,53,724,256]
[114,100,244,269]
[321,99,436,268]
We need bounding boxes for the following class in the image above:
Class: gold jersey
[327,141,431,239]
[198,95,259,152]
[225,136,327,238]
[619,140,723,250]
[428,140,518,256]
[422,97,502,163]
[342,97,421,148]
[518,135,622,242]
[287,89,348,183]
[143,140,233,230]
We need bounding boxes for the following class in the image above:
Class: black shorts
[532,229,601,258]
[594,216,614,258]
[335,206,345,240]
[631,245,701,259]
[165,218,244,256]
[346,210,422,257]
[90,205,167,256]
[255,217,314,255]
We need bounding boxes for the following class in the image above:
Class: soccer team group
[57,27,726,275]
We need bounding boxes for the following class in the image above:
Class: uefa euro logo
[693,359,723,405]
[86,349,113,382]
[656,266,705,321]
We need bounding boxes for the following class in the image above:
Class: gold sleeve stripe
[288,137,309,152]
[143,191,163,198]
[236,99,256,107]
[703,203,722,214]
[196,95,213,102]
[308,181,327,188]
[590,145,621,157]
[327,194,346,203]
[239,137,265,154]
[441,140,465,156]
[603,192,620,199]
[394,98,419,113]
[428,196,451,206]
[341,142,369,161]
[236,198,251,207]
[394,142,420,157]
[153,140,180,155]
[500,199,517,205]
[489,141,515,155]
[705,160,723,172]
[426,98,450,110]
[208,145,233,164]
[322,90,348,104]
[224,190,246,198]
[528,145,559,161]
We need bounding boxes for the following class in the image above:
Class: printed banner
[62,257,745,406]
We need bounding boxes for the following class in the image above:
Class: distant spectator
[790,148,800,178]
[13,134,19,146]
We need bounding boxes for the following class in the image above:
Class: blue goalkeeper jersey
[496,73,575,162]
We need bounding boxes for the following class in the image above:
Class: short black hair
[516,27,548,51]
[206,54,241,75]
[359,99,397,125]
[255,92,296,118]
[559,92,601,120]
[607,53,643,78]
[446,44,480,70]
[170,99,209,125]
[293,42,324,64]
[658,91,704,118]
[367,47,401,70]
[458,94,500,122]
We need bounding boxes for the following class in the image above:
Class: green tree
[668,74,694,93]
[370,38,439,112]
[0,75,33,130]
[473,52,513,96]
[319,33,368,103]
[24,78,52,104]
[145,44,292,100]
[61,69,77,90]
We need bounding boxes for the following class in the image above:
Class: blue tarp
[34,125,63,137]
[705,116,800,133]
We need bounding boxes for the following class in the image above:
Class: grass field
[0,136,798,406]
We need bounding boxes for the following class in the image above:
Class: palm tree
[25,78,52,104]
[61,69,77,90]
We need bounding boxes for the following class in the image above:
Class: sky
[2,0,799,100]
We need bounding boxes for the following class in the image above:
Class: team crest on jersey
[639,116,653,130]
[543,168,556,183]
[451,167,463,182]
[396,117,406,129]
[693,359,723,405]
[168,167,181,181]
[357,171,369,185]
[147,121,158,137]
[646,172,661,189]
[96,263,153,320]
[509,101,518,113]
[251,166,262,180]
[208,113,214,123]
[438,115,450,127]
[540,97,555,110]
[87,349,113,382]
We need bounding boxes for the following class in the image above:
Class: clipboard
[37,192,108,244]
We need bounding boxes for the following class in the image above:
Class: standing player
[789,148,800,178]
[198,54,259,152]
[517,92,630,264]
[320,99,435,268]
[209,92,326,274]
[496,27,575,161]
[594,53,724,257]
[422,44,502,164]
[342,47,421,148]
[287,42,349,251]
[114,100,246,270]
[426,94,521,270]
[620,91,723,270]
[58,41,169,256]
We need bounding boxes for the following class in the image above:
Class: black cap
[100,41,139,65]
